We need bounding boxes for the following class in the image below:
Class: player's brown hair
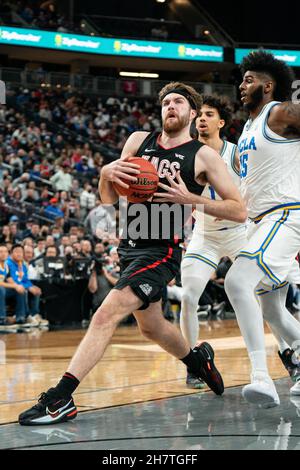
[202,94,233,127]
[158,82,202,116]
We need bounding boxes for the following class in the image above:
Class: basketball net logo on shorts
[139,284,153,296]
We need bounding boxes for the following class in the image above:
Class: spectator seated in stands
[80,239,93,259]
[6,244,42,325]
[0,244,27,327]
[44,197,64,220]
[24,244,49,327]
[22,219,40,241]
[8,219,23,244]
[80,183,96,219]
[50,163,73,193]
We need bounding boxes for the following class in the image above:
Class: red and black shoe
[19,388,77,426]
[193,342,224,396]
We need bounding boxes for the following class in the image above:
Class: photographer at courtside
[88,247,120,310]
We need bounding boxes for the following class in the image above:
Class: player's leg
[180,256,216,348]
[18,286,143,426]
[67,287,142,380]
[180,232,219,388]
[225,211,300,407]
[134,302,224,395]
[135,301,190,358]
[258,285,300,394]
[257,261,297,382]
[225,256,280,407]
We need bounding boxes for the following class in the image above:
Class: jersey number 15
[240,154,248,178]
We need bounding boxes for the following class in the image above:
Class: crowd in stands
[88,15,196,43]
[0,1,206,43]
[0,0,82,34]
[0,87,164,329]
[0,85,299,330]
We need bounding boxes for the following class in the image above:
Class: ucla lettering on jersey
[193,140,243,232]
[238,101,300,219]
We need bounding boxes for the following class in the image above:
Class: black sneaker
[19,388,77,426]
[278,349,300,383]
[193,342,224,395]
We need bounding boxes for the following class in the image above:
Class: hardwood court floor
[0,319,288,425]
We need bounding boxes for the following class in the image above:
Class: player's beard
[163,112,190,135]
[244,85,264,111]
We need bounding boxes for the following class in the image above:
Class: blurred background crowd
[0,0,299,331]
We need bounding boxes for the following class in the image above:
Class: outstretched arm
[154,145,247,223]
[194,145,247,222]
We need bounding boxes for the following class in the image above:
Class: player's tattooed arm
[280,102,300,135]
[269,102,300,138]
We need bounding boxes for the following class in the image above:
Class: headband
[161,88,198,111]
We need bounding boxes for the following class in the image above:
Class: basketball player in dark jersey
[19,82,246,425]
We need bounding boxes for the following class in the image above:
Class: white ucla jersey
[194,140,243,231]
[239,101,300,219]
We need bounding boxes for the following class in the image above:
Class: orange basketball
[113,157,159,203]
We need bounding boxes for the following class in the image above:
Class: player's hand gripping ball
[113,157,159,203]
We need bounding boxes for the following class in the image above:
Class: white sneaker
[242,372,280,408]
[290,396,300,417]
[26,315,40,327]
[34,314,49,327]
[290,379,300,396]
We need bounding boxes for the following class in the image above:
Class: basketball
[113,157,159,203]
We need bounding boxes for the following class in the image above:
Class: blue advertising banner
[0,26,224,62]
[235,48,300,67]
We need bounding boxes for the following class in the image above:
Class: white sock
[225,258,268,367]
[260,285,300,348]
[249,350,269,376]
[180,258,214,348]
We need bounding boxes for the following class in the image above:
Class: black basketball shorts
[114,245,182,310]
